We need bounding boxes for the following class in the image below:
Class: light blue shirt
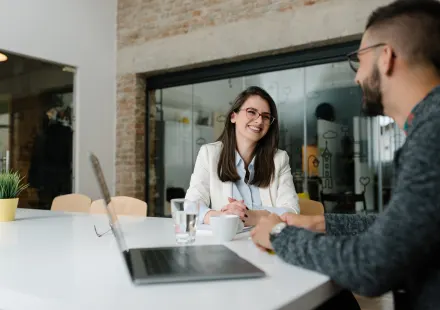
[198,152,293,224]
[233,153,263,210]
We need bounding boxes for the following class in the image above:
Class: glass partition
[0,49,74,209]
[152,60,402,216]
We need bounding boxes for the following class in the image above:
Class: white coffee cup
[210,215,240,242]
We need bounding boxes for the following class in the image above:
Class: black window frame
[145,40,360,216]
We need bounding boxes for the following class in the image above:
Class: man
[251,1,440,309]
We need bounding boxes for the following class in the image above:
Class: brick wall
[117,0,326,49]
[116,0,394,213]
[116,73,147,201]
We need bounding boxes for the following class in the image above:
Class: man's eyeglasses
[346,43,387,72]
[94,223,112,237]
[237,108,276,125]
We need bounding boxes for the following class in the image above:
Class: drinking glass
[170,199,199,245]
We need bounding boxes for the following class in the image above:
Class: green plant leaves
[0,171,29,199]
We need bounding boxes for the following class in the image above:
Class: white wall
[0,0,117,199]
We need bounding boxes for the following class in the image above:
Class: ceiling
[0,51,61,80]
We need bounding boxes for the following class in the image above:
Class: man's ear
[380,45,396,76]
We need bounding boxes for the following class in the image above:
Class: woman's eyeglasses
[237,108,275,125]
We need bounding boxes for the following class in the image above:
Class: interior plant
[0,171,29,222]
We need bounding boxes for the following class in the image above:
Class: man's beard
[361,65,384,117]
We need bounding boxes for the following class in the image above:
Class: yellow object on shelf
[298,192,310,199]
[0,198,19,222]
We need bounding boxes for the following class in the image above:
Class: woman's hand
[225,198,272,226]
[203,210,221,225]
[221,198,248,219]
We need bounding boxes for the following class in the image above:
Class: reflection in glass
[28,91,73,209]
[0,50,74,209]
[152,61,401,215]
[305,62,363,212]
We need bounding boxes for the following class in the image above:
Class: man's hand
[280,213,326,233]
[250,213,283,251]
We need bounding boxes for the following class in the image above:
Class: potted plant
[0,171,29,222]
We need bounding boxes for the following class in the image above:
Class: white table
[0,209,339,310]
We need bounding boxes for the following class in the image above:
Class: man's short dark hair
[366,0,440,72]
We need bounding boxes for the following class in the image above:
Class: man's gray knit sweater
[271,85,440,310]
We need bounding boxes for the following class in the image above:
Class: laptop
[89,152,265,285]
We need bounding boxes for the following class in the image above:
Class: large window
[148,45,404,216]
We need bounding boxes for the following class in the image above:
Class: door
[0,94,11,173]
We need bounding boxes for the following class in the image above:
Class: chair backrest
[51,194,92,213]
[90,196,147,217]
[299,198,324,216]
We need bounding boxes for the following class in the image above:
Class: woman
[185,86,299,226]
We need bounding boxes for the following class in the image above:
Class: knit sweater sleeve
[270,114,440,297]
[324,213,377,236]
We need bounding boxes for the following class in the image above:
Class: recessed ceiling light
[0,53,7,62]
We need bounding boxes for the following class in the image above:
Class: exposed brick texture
[117,0,328,49]
[116,0,336,213]
[116,0,392,213]
[115,73,146,201]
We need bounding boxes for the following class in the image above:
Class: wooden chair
[51,194,92,213]
[299,198,324,216]
[90,196,147,217]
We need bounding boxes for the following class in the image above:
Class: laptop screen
[89,152,128,253]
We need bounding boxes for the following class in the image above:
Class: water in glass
[171,199,199,245]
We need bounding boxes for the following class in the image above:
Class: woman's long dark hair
[217,86,279,188]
